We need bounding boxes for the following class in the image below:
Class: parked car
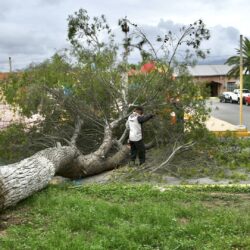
[228,89,250,104]
[219,92,231,103]
[245,95,250,106]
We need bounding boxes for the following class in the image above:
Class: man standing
[126,106,154,165]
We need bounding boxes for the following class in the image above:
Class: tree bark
[57,145,130,179]
[0,117,131,210]
[0,141,130,210]
[0,146,78,210]
[57,119,130,179]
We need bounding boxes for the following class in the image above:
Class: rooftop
[187,64,234,77]
[0,72,9,80]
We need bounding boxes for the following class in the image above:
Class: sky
[0,0,249,71]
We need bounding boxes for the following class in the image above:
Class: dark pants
[130,140,146,165]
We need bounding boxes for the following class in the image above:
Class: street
[208,98,250,129]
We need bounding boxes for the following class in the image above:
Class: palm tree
[225,37,250,77]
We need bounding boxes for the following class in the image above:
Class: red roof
[140,62,156,73]
[0,72,9,80]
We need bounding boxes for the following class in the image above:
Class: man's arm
[137,114,154,123]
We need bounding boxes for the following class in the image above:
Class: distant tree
[244,75,250,89]
[226,37,250,77]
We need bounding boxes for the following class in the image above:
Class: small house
[187,65,239,96]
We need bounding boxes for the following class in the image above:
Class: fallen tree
[0,9,210,210]
[0,113,131,209]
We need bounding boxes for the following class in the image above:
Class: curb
[212,130,250,137]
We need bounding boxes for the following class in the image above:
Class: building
[0,72,9,81]
[0,72,43,130]
[0,99,43,130]
[187,65,239,97]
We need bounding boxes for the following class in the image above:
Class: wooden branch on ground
[150,141,195,173]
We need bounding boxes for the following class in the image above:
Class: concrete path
[205,116,246,132]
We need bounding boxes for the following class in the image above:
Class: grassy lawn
[0,184,250,250]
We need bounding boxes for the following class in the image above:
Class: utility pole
[239,35,243,125]
[9,57,12,73]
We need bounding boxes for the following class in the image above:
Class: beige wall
[193,75,239,96]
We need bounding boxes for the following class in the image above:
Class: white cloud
[0,0,248,71]
[200,25,240,63]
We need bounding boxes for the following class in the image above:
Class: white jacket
[126,112,142,141]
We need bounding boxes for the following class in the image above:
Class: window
[227,82,236,92]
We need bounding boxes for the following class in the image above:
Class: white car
[228,89,250,104]
[219,92,231,103]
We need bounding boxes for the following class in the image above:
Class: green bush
[0,124,34,164]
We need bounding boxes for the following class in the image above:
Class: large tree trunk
[0,142,130,210]
[0,118,131,210]
[58,145,130,179]
[57,119,130,179]
[0,146,77,210]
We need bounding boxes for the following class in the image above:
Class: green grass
[0,184,250,250]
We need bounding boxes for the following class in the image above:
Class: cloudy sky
[0,0,249,71]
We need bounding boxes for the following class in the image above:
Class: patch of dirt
[0,230,7,237]
[0,214,9,237]
[209,192,250,198]
[201,193,250,208]
[0,210,27,237]
[202,199,232,208]
[178,217,189,225]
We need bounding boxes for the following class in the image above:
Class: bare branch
[168,27,191,66]
[129,22,158,60]
[70,116,84,146]
[150,141,195,173]
[89,116,126,158]
[119,127,129,144]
